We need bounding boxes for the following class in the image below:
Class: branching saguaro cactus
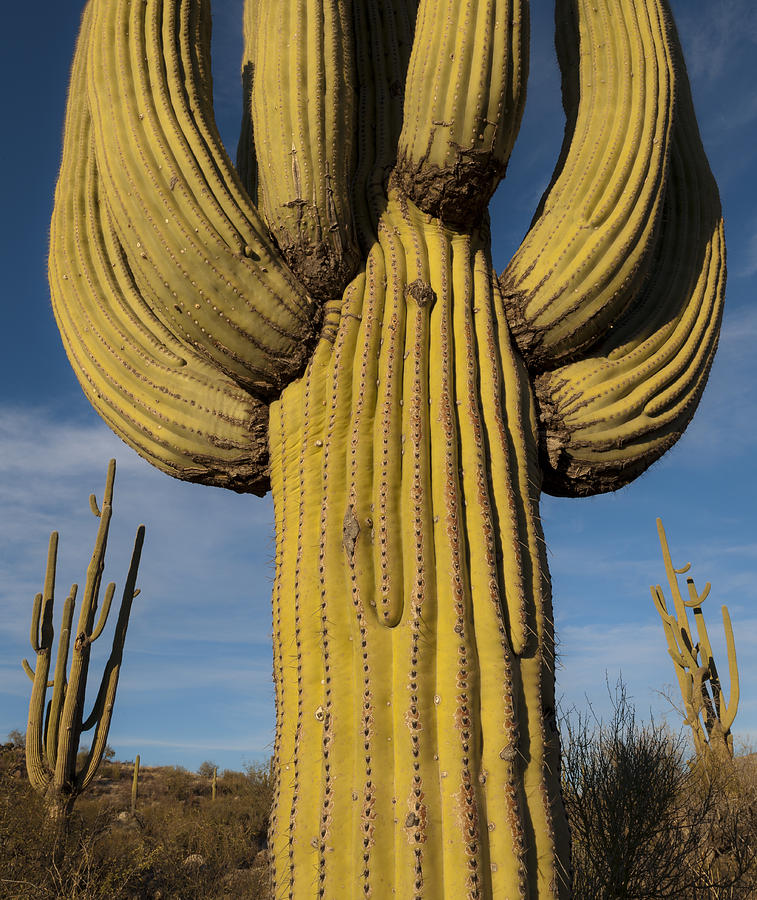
[49,0,725,896]
[652,519,738,761]
[23,459,144,825]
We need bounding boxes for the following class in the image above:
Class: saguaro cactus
[132,753,141,814]
[23,460,144,824]
[652,519,738,761]
[49,1,724,896]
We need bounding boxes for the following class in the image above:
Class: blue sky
[2,0,756,773]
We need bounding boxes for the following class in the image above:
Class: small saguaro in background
[652,518,739,761]
[23,460,144,828]
[131,754,141,814]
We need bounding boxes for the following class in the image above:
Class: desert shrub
[161,765,198,802]
[6,731,24,750]
[0,775,155,900]
[0,744,273,900]
[685,751,757,898]
[562,681,757,899]
[197,760,217,779]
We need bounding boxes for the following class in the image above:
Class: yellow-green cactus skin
[49,0,725,896]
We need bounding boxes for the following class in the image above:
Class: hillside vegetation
[0,742,272,899]
[2,704,756,899]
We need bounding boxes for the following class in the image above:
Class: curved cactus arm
[654,608,688,669]
[651,584,694,669]
[79,524,144,792]
[88,582,115,643]
[77,459,115,636]
[29,591,43,653]
[501,0,674,367]
[657,518,692,625]
[235,0,258,203]
[684,577,711,607]
[251,0,360,300]
[50,5,276,495]
[25,534,59,794]
[83,0,317,391]
[45,590,77,771]
[21,659,36,681]
[394,0,529,227]
[651,583,670,618]
[720,605,740,732]
[503,1,724,497]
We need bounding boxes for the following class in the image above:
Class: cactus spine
[23,459,144,824]
[49,1,724,896]
[131,754,140,813]
[652,519,739,760]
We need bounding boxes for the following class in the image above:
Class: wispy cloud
[106,734,273,755]
[556,616,754,741]
[676,0,757,84]
[0,406,277,768]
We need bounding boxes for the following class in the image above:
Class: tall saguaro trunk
[49,0,725,896]
[269,199,568,897]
